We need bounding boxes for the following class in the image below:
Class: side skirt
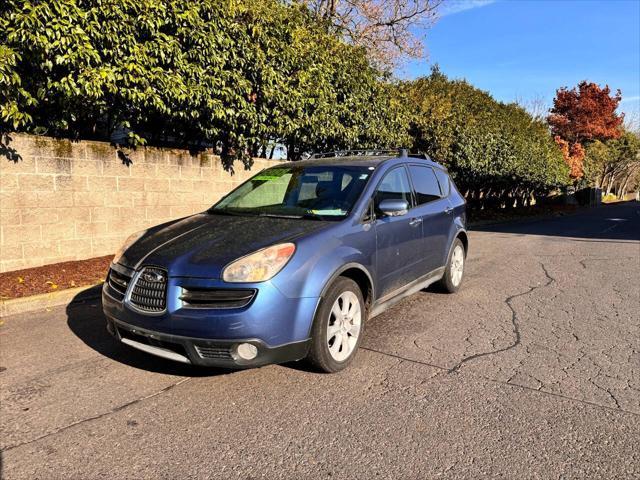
[369,267,445,319]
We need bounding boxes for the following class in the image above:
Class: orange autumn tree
[548,81,624,182]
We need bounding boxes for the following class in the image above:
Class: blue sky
[402,0,640,128]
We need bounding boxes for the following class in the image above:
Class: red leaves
[554,136,585,180]
[548,81,624,180]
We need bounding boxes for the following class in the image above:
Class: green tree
[402,67,569,208]
[0,0,409,166]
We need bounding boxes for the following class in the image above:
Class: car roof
[292,155,446,170]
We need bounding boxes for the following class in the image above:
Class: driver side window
[374,167,412,214]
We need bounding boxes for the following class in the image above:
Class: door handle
[444,206,453,214]
[409,217,422,227]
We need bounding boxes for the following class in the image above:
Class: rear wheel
[307,277,364,373]
[437,238,466,293]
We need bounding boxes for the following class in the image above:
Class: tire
[437,238,466,293]
[307,277,365,373]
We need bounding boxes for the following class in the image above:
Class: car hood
[118,213,331,278]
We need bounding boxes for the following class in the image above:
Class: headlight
[113,229,147,264]
[223,243,296,283]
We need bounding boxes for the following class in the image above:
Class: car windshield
[210,164,373,220]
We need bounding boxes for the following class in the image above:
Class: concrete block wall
[0,133,278,272]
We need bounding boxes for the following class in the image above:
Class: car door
[407,164,451,273]
[373,166,424,297]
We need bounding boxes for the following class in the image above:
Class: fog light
[235,343,258,360]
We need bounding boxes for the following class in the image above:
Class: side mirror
[378,199,408,217]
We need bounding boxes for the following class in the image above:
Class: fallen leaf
[46,281,58,290]
[17,277,24,284]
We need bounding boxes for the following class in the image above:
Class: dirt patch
[0,256,112,299]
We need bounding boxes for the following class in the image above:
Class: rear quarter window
[434,168,451,197]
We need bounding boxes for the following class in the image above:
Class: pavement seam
[1,377,191,453]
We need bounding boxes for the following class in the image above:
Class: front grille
[129,266,168,313]
[179,288,256,309]
[107,268,131,301]
[194,344,233,360]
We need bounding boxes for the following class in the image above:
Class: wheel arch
[320,263,374,309]
[456,229,469,256]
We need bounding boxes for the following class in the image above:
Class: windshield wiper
[258,213,304,219]
[301,212,327,221]
[209,209,256,217]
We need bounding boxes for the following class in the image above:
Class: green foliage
[585,130,640,196]
[402,67,569,207]
[0,1,569,196]
[0,0,408,164]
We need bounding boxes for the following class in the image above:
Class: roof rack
[308,148,434,162]
[310,149,404,159]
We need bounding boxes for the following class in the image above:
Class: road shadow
[472,201,640,241]
[65,285,231,377]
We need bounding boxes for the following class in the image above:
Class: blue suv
[102,150,467,372]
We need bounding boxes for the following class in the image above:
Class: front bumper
[106,317,310,367]
[102,263,319,368]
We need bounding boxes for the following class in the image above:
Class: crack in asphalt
[361,347,640,417]
[1,377,191,453]
[446,262,555,374]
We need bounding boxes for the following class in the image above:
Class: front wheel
[437,238,466,293]
[307,277,365,373]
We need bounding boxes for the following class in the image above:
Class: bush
[402,67,570,209]
[0,0,409,165]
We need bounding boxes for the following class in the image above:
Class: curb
[0,283,103,318]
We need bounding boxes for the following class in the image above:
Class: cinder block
[0,244,23,261]
[0,259,27,273]
[1,224,42,246]
[118,207,147,223]
[17,174,55,191]
[169,179,193,192]
[57,239,92,257]
[87,176,118,192]
[75,221,108,238]
[90,206,121,222]
[21,208,60,225]
[156,164,181,179]
[23,240,61,258]
[73,192,105,207]
[72,159,103,176]
[179,166,202,179]
[1,208,21,225]
[170,205,201,218]
[54,175,88,191]
[36,157,73,175]
[102,159,132,177]
[42,222,76,241]
[130,163,157,179]
[57,207,91,222]
[91,236,123,256]
[144,178,170,192]
[103,191,135,207]
[0,173,18,191]
[117,177,144,192]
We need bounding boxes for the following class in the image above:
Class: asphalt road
[1,202,639,479]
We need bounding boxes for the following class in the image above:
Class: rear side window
[408,165,441,205]
[374,167,413,206]
[434,168,450,197]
